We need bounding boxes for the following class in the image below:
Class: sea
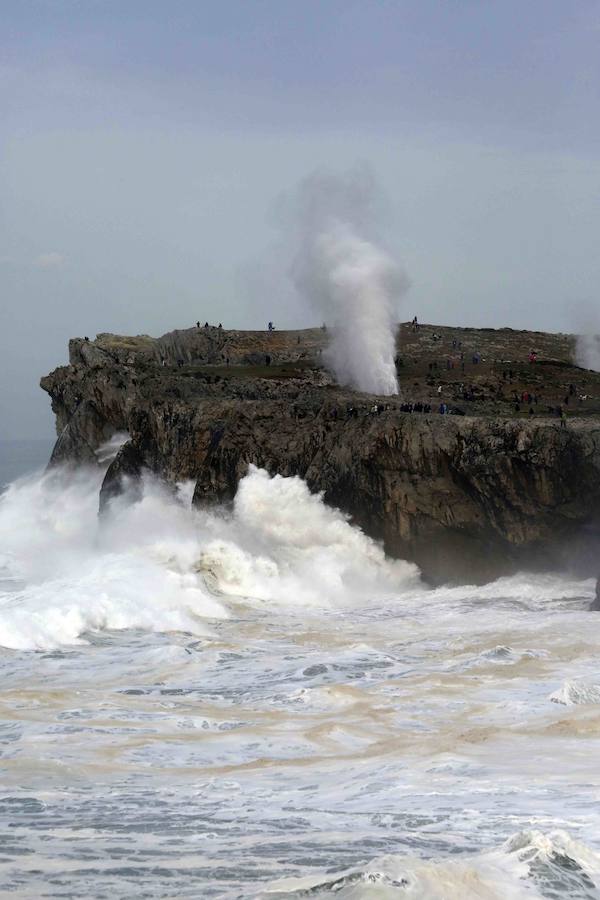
[0,437,599,898]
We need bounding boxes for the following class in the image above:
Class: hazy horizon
[2,0,599,437]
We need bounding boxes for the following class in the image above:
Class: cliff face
[41,323,600,583]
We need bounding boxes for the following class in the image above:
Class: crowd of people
[324,400,466,421]
[175,319,593,427]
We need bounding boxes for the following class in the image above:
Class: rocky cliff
[41,322,600,583]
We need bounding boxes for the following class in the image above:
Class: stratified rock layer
[41,323,600,582]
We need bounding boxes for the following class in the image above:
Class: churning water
[1,449,599,898]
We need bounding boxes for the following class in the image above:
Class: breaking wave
[0,461,419,651]
[262,830,600,899]
[2,447,600,897]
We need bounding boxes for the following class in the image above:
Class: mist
[283,167,408,395]
[576,327,600,373]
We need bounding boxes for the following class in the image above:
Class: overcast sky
[2,0,600,437]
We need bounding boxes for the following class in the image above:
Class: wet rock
[41,323,600,583]
[99,440,144,513]
[48,400,112,467]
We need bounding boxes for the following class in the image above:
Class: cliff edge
[41,322,600,583]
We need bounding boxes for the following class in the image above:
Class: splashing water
[0,463,418,650]
[287,167,408,395]
[1,457,600,897]
[576,333,600,373]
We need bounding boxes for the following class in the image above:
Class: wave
[0,458,420,651]
[550,680,600,706]
[260,829,600,899]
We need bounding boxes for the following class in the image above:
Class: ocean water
[0,444,599,898]
[0,439,54,489]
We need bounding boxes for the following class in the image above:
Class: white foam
[550,680,600,706]
[262,829,600,899]
[0,464,420,650]
[198,466,420,606]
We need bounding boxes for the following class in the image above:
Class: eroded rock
[41,323,600,583]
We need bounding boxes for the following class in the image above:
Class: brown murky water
[1,463,600,897]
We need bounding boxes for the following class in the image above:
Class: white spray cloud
[576,332,600,372]
[284,166,409,395]
[0,463,420,651]
[572,302,600,372]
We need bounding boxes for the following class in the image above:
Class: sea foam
[0,462,419,651]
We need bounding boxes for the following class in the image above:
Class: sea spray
[1,460,599,897]
[285,166,409,395]
[0,463,419,651]
[576,332,600,372]
[572,303,600,372]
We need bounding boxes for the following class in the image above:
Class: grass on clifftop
[96,334,156,352]
[179,361,317,380]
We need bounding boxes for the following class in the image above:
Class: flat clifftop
[42,322,600,583]
[66,321,599,418]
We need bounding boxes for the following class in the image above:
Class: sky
[1,0,600,438]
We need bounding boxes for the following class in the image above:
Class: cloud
[34,252,65,269]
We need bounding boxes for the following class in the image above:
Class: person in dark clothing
[204,322,209,328]
[265,354,271,366]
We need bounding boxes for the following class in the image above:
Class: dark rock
[48,400,112,467]
[41,323,600,583]
[99,441,144,513]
